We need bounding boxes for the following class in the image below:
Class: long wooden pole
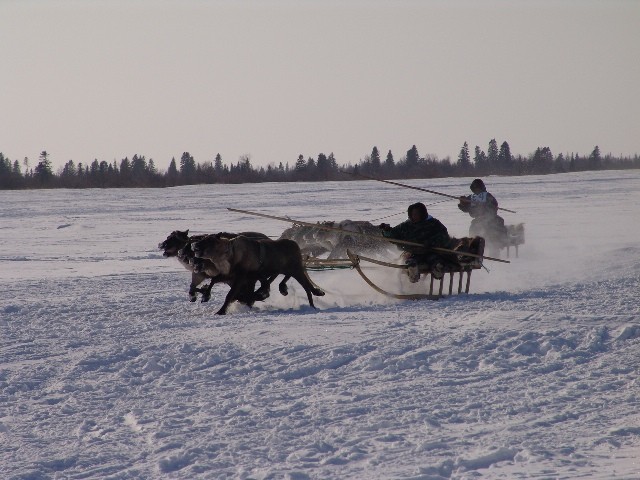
[228,208,423,248]
[341,170,517,214]
[227,208,510,264]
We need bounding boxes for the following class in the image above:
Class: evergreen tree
[294,154,306,172]
[306,156,316,172]
[11,159,23,188]
[531,147,553,173]
[167,158,178,175]
[199,160,215,183]
[589,146,602,169]
[316,153,330,180]
[119,157,131,186]
[406,145,420,167]
[99,161,110,185]
[131,155,148,185]
[180,152,197,183]
[131,155,146,174]
[120,157,131,175]
[370,146,381,172]
[457,142,471,170]
[498,141,512,172]
[487,139,499,171]
[167,157,179,186]
[88,160,100,186]
[34,150,54,185]
[327,153,338,171]
[60,160,77,178]
[385,150,395,170]
[361,154,372,174]
[214,153,223,173]
[474,146,487,172]
[239,154,252,173]
[0,153,11,187]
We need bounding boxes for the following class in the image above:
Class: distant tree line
[1,141,638,190]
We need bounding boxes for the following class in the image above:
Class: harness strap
[228,238,234,258]
[259,241,266,266]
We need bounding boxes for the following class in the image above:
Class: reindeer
[158,230,272,304]
[192,234,324,315]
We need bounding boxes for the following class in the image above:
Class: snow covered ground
[1,170,640,479]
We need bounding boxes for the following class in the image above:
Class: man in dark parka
[379,202,450,282]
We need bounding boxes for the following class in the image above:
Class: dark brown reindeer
[158,229,272,304]
[192,234,325,315]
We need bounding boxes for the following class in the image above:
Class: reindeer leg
[302,269,324,297]
[200,278,217,303]
[292,269,325,310]
[216,277,246,315]
[200,274,227,303]
[215,293,233,315]
[278,275,290,296]
[254,274,277,301]
[217,276,261,314]
[189,272,208,302]
[296,275,316,309]
[237,279,260,307]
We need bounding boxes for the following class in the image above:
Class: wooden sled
[304,237,487,301]
[343,237,486,301]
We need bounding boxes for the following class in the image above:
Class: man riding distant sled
[458,179,508,254]
[378,202,450,283]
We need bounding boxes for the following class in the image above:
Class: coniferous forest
[1,141,638,190]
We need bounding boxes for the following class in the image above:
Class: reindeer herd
[158,220,391,315]
[158,229,325,315]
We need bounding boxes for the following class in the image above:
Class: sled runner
[302,237,486,301]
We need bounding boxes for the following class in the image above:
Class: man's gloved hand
[458,198,471,212]
[378,223,391,231]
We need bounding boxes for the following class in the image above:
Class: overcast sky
[1,0,638,171]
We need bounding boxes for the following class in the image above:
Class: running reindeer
[191,234,325,315]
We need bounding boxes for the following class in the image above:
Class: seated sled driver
[378,202,450,283]
[458,178,507,252]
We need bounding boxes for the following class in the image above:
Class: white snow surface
[2,171,640,479]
